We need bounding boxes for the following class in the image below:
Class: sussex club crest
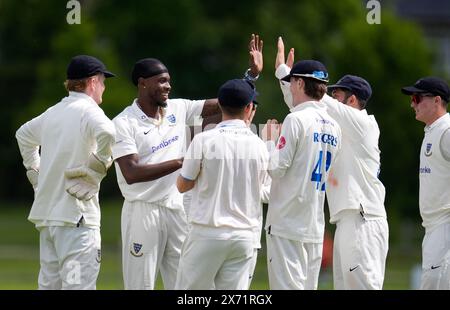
[425,143,432,157]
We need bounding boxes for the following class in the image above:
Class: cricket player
[264,54,342,290]
[401,76,450,290]
[15,55,116,289]
[175,79,269,290]
[275,38,388,289]
[112,35,263,290]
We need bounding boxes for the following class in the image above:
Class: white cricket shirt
[180,119,269,240]
[265,101,342,243]
[275,64,386,222]
[419,113,450,231]
[16,91,116,228]
[321,94,386,222]
[112,98,204,205]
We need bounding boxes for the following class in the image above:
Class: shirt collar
[217,119,247,128]
[131,99,149,121]
[130,99,168,123]
[424,113,450,133]
[290,100,324,112]
[68,91,97,105]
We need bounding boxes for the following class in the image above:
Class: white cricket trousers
[333,210,389,290]
[175,232,254,290]
[121,200,188,290]
[266,233,322,290]
[38,226,101,290]
[420,222,450,290]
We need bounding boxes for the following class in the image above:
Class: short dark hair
[333,87,368,109]
[301,77,327,100]
[358,98,368,109]
[219,103,248,116]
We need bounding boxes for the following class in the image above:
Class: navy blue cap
[281,60,329,83]
[402,77,450,102]
[67,55,115,80]
[328,75,372,101]
[218,79,259,107]
[131,58,169,86]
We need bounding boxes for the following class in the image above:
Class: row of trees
[0,0,436,230]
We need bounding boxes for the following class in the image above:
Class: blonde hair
[64,78,89,92]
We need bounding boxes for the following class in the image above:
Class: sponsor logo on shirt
[349,265,360,272]
[313,132,338,147]
[419,167,431,174]
[425,143,432,157]
[316,117,334,126]
[150,135,179,154]
[277,136,286,149]
[167,114,176,123]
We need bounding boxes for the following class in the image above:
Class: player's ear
[138,77,147,89]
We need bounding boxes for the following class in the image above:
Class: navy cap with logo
[66,55,115,80]
[218,79,259,107]
[328,75,373,101]
[281,60,329,83]
[131,58,169,86]
[401,77,450,102]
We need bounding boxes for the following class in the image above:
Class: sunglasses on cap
[411,93,435,105]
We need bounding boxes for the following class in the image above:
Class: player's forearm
[119,158,183,184]
[200,99,221,118]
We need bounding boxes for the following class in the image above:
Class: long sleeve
[275,64,294,110]
[440,127,450,161]
[82,106,116,165]
[16,113,45,170]
[321,94,367,141]
[260,173,272,204]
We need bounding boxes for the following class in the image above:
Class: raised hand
[249,33,263,77]
[275,37,295,70]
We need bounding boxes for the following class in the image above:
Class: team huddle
[15,34,450,290]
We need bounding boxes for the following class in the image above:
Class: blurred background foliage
[1,0,446,245]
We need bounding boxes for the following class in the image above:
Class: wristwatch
[244,69,259,82]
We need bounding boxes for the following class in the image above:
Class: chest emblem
[425,143,432,157]
[167,114,176,124]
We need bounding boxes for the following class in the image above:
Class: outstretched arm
[275,37,295,110]
[275,36,294,70]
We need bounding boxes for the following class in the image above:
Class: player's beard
[156,100,168,108]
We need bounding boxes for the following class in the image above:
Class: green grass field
[0,200,421,290]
